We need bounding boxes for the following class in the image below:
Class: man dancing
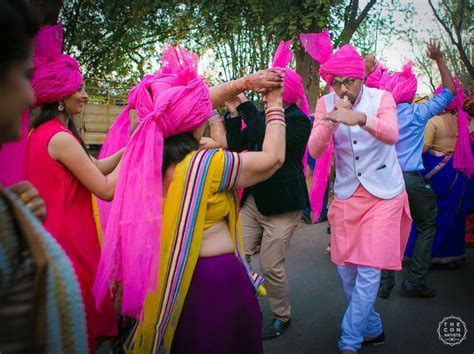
[302,31,411,353]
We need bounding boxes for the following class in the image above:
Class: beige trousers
[240,195,302,321]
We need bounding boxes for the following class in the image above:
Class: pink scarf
[93,45,212,319]
[299,30,364,219]
[0,24,82,187]
[0,111,29,186]
[435,81,474,177]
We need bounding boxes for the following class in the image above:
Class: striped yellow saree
[127,148,264,354]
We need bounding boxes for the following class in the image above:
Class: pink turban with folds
[271,40,310,117]
[93,45,212,319]
[300,30,364,85]
[365,60,388,89]
[379,61,417,104]
[434,80,474,177]
[31,24,83,106]
[0,24,82,187]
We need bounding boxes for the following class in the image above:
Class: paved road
[254,221,474,354]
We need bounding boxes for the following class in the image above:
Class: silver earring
[58,102,64,111]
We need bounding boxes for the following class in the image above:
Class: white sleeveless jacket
[323,86,405,200]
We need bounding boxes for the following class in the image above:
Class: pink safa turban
[379,61,417,104]
[300,29,364,85]
[31,23,82,106]
[271,39,310,117]
[93,45,212,319]
[365,60,388,89]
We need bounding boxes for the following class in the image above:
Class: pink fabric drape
[32,24,83,106]
[299,30,364,220]
[434,80,473,177]
[97,75,160,232]
[0,111,29,186]
[93,45,212,319]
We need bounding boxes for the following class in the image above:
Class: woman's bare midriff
[199,220,235,257]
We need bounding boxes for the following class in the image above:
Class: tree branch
[428,0,474,78]
[336,0,376,46]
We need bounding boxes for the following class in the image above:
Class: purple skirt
[171,253,263,354]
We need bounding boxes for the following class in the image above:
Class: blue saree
[404,150,468,263]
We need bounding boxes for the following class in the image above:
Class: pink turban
[365,60,388,89]
[379,61,417,104]
[93,45,212,319]
[31,24,82,106]
[271,40,310,117]
[300,30,364,85]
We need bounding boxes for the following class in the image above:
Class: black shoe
[263,318,291,340]
[362,331,385,346]
[302,212,312,224]
[378,279,395,299]
[402,280,436,297]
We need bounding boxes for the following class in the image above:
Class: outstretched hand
[244,69,284,94]
[426,40,443,61]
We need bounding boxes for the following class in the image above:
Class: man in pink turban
[223,40,311,340]
[302,30,411,353]
[365,41,455,301]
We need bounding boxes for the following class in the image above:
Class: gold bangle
[265,106,284,114]
[265,113,285,122]
[266,121,287,128]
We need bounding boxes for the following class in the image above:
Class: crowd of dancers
[0,1,473,354]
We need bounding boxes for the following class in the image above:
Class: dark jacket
[225,101,311,216]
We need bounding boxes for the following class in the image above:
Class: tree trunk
[29,0,62,25]
[295,46,320,114]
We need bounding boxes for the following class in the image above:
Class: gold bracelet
[265,115,285,121]
[265,106,284,114]
[266,121,287,128]
[265,113,285,122]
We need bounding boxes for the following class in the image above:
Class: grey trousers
[381,172,437,285]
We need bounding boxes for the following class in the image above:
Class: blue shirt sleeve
[414,88,454,125]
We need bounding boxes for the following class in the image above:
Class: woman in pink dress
[26,24,120,352]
